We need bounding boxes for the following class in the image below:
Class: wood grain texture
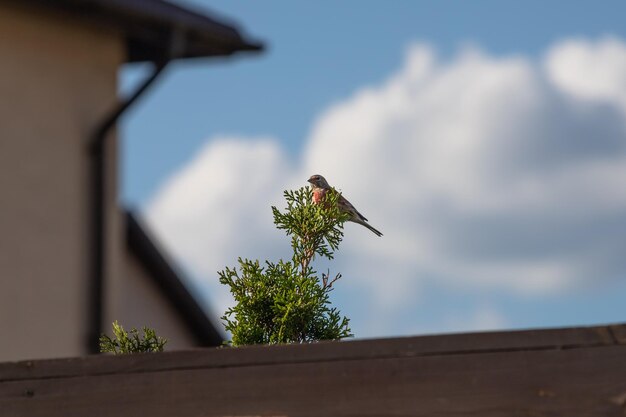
[1,323,622,382]
[1,324,626,417]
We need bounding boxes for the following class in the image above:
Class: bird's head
[307,174,330,189]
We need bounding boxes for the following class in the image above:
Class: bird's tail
[353,218,383,237]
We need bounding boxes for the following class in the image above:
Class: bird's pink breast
[312,188,326,204]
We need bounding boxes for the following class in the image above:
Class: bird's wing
[338,195,368,221]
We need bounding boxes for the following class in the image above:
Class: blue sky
[120,1,626,338]
[122,0,626,205]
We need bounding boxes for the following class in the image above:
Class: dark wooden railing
[1,323,626,416]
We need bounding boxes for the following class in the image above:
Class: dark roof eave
[127,32,263,64]
[14,0,264,63]
[125,211,224,347]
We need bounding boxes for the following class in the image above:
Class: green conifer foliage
[219,186,353,345]
[99,321,167,354]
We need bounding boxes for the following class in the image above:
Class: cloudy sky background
[120,1,626,338]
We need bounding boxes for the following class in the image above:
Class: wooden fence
[1,323,626,416]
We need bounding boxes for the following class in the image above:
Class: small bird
[307,174,383,237]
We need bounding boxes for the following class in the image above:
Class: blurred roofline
[11,0,264,63]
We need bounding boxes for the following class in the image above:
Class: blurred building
[0,0,262,361]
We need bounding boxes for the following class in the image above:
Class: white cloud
[145,137,293,314]
[409,305,509,336]
[144,37,626,337]
[545,37,626,111]
[441,306,509,333]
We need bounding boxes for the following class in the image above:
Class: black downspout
[86,61,168,354]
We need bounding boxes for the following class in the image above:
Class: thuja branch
[219,186,352,346]
[273,187,349,277]
[99,321,167,354]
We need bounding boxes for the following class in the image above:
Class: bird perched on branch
[308,174,383,237]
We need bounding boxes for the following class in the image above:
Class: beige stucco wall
[0,4,124,361]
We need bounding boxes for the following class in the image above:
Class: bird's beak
[307,178,313,184]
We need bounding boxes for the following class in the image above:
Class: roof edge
[10,0,264,63]
[125,210,224,347]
